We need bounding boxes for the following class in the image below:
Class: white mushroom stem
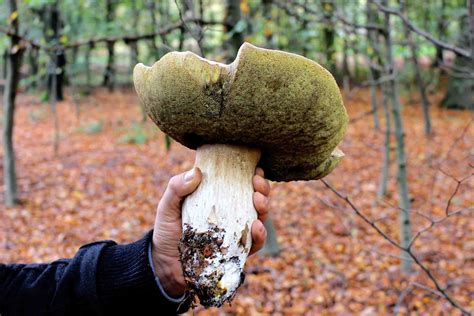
[180,144,261,307]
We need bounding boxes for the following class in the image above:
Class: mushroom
[133,43,348,307]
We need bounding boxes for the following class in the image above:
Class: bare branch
[275,0,384,35]
[174,0,205,56]
[393,284,413,315]
[411,282,445,298]
[371,1,471,59]
[321,180,471,314]
[359,73,397,87]
[273,1,304,21]
[63,18,219,50]
[445,119,473,160]
[334,12,385,33]
[0,18,222,52]
[347,73,396,100]
[349,109,376,124]
[273,0,323,23]
[321,180,403,250]
[0,26,44,50]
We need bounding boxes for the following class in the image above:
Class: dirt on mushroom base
[1,88,472,315]
[179,224,245,307]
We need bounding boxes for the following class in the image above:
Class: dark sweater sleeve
[0,231,191,316]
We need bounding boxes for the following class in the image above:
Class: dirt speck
[179,224,238,307]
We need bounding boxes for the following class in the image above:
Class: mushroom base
[180,144,261,307]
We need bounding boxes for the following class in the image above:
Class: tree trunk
[381,0,413,273]
[103,41,115,92]
[224,0,244,62]
[85,43,92,90]
[146,0,159,59]
[2,49,7,80]
[352,39,362,81]
[49,51,60,154]
[129,1,140,74]
[342,33,351,94]
[130,40,145,121]
[45,3,65,101]
[102,0,115,92]
[433,0,446,67]
[183,0,205,56]
[157,1,172,58]
[377,83,391,199]
[440,13,473,109]
[321,0,337,76]
[177,0,193,52]
[3,0,24,206]
[400,0,432,135]
[470,0,474,74]
[366,2,385,175]
[130,40,139,76]
[27,47,39,90]
[262,0,274,49]
[68,46,79,88]
[399,0,431,136]
[368,67,380,130]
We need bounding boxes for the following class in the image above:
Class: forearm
[0,241,107,315]
[0,231,190,315]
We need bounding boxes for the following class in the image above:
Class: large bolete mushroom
[133,43,348,307]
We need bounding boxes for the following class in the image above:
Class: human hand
[151,167,271,297]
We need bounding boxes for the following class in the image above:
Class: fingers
[253,192,269,222]
[253,174,270,196]
[249,220,267,255]
[160,167,202,213]
[253,170,270,222]
[255,167,265,177]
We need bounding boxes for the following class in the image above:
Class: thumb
[161,167,202,211]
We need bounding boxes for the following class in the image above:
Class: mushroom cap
[134,43,348,181]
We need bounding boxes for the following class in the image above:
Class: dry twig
[321,179,471,315]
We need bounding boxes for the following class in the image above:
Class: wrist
[152,250,186,298]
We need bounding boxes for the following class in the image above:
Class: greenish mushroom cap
[133,43,348,181]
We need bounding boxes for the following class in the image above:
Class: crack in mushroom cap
[133,42,348,181]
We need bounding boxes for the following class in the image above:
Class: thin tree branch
[174,0,205,56]
[371,0,471,58]
[349,109,376,124]
[393,284,413,315]
[321,179,471,315]
[411,281,445,298]
[445,119,473,160]
[273,0,323,24]
[0,18,222,52]
[0,26,44,50]
[334,12,385,34]
[321,180,403,250]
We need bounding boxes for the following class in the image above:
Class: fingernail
[184,168,196,182]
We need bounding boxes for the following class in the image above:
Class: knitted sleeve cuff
[147,241,186,303]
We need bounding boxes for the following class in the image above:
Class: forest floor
[0,87,472,315]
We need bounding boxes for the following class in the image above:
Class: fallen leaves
[0,87,472,315]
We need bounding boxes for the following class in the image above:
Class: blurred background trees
[1,0,471,102]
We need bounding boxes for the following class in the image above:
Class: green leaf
[119,122,149,144]
[76,120,104,134]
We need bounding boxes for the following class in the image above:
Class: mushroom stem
[180,144,261,307]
